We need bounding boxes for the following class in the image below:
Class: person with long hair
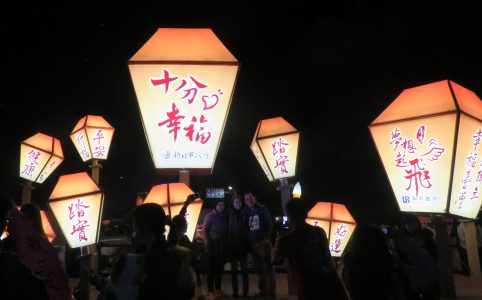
[203,200,228,300]
[226,193,250,298]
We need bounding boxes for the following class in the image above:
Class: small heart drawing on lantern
[202,94,219,110]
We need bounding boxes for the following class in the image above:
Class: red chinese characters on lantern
[455,128,482,209]
[272,137,289,174]
[68,198,90,242]
[22,149,42,177]
[92,129,106,158]
[184,115,211,144]
[152,69,223,145]
[389,125,446,197]
[75,132,91,160]
[330,223,348,254]
[38,160,58,182]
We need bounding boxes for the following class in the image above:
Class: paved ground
[72,272,482,300]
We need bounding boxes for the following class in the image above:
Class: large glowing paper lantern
[70,115,115,162]
[306,202,356,257]
[144,182,202,241]
[128,28,240,174]
[49,172,104,248]
[19,133,64,183]
[250,117,300,181]
[370,80,482,219]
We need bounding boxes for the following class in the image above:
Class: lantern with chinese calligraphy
[128,28,239,179]
[19,133,64,204]
[370,80,482,286]
[306,202,356,257]
[48,172,104,248]
[20,133,64,184]
[143,182,202,241]
[250,117,300,212]
[369,80,482,219]
[70,115,115,184]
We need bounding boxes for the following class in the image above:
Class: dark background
[1,1,482,226]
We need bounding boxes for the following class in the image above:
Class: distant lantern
[370,80,482,219]
[70,115,115,162]
[292,182,302,198]
[48,172,104,248]
[250,117,300,182]
[144,182,202,241]
[306,202,356,257]
[128,28,240,175]
[19,133,64,184]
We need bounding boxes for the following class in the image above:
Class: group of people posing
[202,191,276,300]
[0,186,467,300]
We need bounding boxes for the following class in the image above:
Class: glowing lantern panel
[144,182,202,241]
[306,202,356,257]
[49,172,104,248]
[16,206,56,243]
[70,115,115,162]
[40,210,56,242]
[128,28,239,174]
[370,80,482,218]
[250,117,300,181]
[19,133,64,183]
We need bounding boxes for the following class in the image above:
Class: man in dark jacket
[244,191,276,299]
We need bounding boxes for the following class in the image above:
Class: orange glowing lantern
[306,202,356,257]
[16,206,57,243]
[370,80,482,219]
[128,28,240,175]
[48,172,104,248]
[70,115,115,162]
[250,117,300,182]
[20,133,64,184]
[144,182,202,241]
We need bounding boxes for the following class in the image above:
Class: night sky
[2,1,482,226]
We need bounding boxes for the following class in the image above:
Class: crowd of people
[1,187,482,300]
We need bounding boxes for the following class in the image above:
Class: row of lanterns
[16,28,482,267]
[18,115,114,248]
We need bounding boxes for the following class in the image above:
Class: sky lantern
[250,117,300,212]
[128,28,239,180]
[19,133,64,204]
[370,80,482,290]
[369,80,482,219]
[48,172,104,249]
[143,182,202,241]
[306,202,356,257]
[70,115,115,184]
